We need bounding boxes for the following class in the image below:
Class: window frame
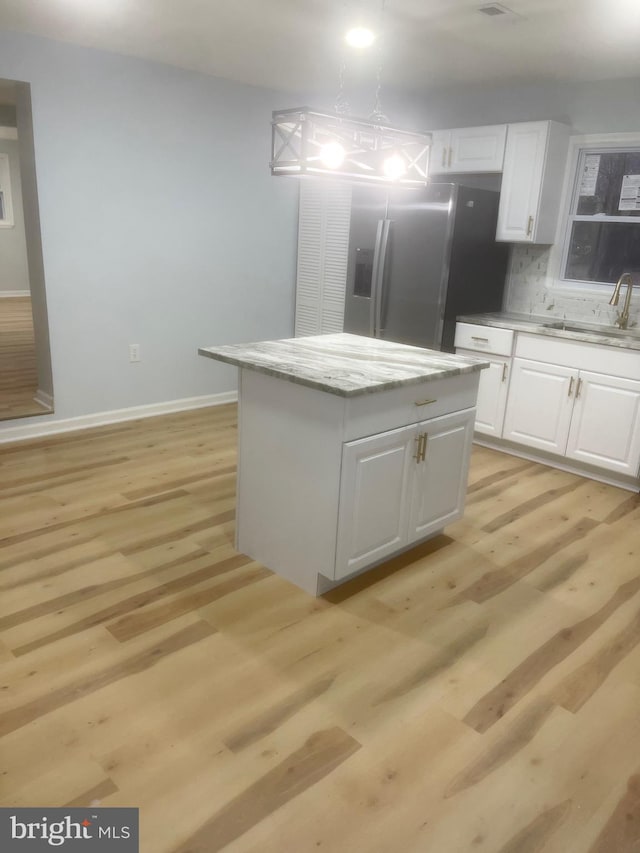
[549,131,640,297]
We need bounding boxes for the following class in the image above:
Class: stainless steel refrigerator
[343,183,509,352]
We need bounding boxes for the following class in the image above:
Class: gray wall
[0,137,31,294]
[407,75,640,134]
[0,31,299,430]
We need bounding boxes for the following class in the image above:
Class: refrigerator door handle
[373,219,392,338]
[369,219,385,336]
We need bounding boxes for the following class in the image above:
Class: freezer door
[343,187,388,337]
[379,185,455,350]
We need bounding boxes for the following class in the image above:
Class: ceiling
[1,0,640,96]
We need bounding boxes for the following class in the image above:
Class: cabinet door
[430,130,451,174]
[496,121,569,243]
[335,425,414,580]
[456,349,511,437]
[408,409,475,544]
[496,122,548,242]
[503,358,575,453]
[566,371,640,475]
[429,126,506,174]
[475,356,512,437]
[295,181,351,336]
[449,125,506,173]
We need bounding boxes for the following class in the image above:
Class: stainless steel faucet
[609,272,637,329]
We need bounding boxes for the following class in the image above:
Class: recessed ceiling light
[345,27,376,49]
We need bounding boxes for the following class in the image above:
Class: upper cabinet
[496,120,570,244]
[430,125,507,174]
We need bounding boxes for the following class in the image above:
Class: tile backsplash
[505,245,640,328]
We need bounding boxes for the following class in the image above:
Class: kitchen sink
[541,320,640,340]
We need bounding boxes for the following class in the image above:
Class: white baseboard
[0,290,31,298]
[0,391,238,445]
[473,435,640,493]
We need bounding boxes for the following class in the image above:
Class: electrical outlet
[129,344,141,363]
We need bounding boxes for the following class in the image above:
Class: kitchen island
[199,333,488,595]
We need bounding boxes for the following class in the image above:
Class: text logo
[0,809,138,851]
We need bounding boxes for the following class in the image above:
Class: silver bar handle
[374,219,392,338]
[369,220,386,337]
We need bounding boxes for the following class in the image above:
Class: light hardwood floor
[0,295,50,420]
[1,405,639,852]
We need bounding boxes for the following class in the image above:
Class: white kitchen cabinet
[335,409,475,581]
[454,322,515,439]
[565,371,640,476]
[502,338,640,477]
[458,353,511,438]
[201,333,485,596]
[335,425,414,577]
[430,125,507,174]
[496,121,570,243]
[503,357,575,453]
[407,410,474,543]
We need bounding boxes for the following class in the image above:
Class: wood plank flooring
[0,295,49,420]
[1,405,640,852]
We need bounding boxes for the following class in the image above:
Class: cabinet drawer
[515,333,640,380]
[344,372,480,441]
[454,323,514,356]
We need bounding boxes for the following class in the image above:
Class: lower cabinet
[457,350,511,437]
[408,410,475,541]
[455,321,640,484]
[504,357,640,475]
[565,370,640,474]
[236,368,481,595]
[503,358,575,453]
[335,409,474,580]
[454,324,515,440]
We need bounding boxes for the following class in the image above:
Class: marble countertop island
[199,331,484,595]
[198,332,488,398]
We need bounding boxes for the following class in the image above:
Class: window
[559,139,640,287]
[0,152,14,228]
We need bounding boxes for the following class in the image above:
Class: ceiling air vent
[477,3,522,19]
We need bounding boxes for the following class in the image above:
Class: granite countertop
[457,312,640,352]
[199,332,488,398]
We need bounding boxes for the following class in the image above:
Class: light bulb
[320,141,346,169]
[383,154,407,180]
[345,26,376,48]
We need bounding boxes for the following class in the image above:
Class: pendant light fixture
[270,1,431,187]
